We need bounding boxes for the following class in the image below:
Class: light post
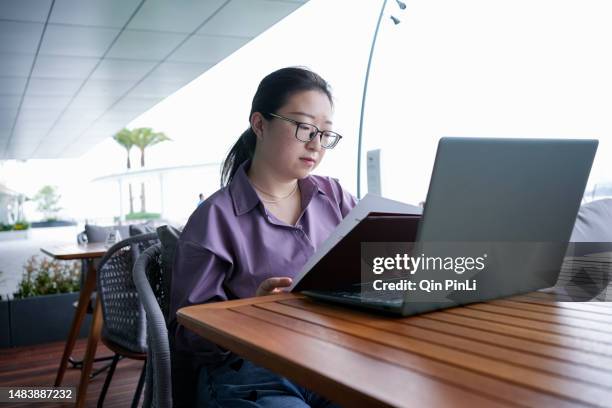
[356,0,406,198]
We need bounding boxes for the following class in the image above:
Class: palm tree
[112,128,135,214]
[129,128,171,212]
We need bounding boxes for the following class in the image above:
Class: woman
[169,67,357,407]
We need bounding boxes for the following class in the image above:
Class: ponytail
[220,127,256,187]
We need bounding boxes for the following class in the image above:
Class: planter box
[0,229,29,241]
[9,292,91,347]
[0,300,9,348]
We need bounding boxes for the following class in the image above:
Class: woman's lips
[300,157,316,165]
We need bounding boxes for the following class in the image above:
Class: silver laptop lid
[417,137,598,242]
[400,137,598,313]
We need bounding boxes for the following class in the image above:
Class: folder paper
[290,194,423,292]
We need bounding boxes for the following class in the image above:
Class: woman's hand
[256,277,293,296]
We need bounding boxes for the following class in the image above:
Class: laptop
[302,137,599,315]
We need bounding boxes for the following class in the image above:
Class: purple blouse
[169,161,357,366]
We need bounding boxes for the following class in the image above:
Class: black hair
[220,67,333,187]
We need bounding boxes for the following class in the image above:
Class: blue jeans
[197,355,341,407]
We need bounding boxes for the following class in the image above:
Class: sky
[2,0,611,225]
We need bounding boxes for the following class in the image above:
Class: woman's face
[252,90,334,181]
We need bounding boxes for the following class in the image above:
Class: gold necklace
[252,181,298,204]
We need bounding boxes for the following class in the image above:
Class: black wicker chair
[96,232,159,408]
[133,243,172,408]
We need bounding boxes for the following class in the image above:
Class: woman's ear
[250,112,265,141]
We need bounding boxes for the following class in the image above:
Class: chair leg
[90,355,124,379]
[69,354,116,369]
[131,359,147,408]
[97,354,120,408]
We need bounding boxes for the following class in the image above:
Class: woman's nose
[305,132,323,151]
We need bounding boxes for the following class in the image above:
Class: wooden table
[41,242,108,408]
[178,292,612,407]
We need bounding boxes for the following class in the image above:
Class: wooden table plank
[415,309,612,357]
[508,295,612,314]
[178,293,612,408]
[518,291,612,305]
[179,306,513,408]
[272,299,612,405]
[464,303,612,333]
[272,300,612,385]
[395,314,612,369]
[488,299,612,322]
[41,243,108,260]
[446,307,612,342]
[235,304,578,408]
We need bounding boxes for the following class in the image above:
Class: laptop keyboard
[327,289,405,305]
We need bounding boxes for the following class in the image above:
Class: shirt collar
[229,160,260,216]
[229,160,327,216]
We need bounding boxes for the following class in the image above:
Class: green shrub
[0,222,30,231]
[125,211,161,221]
[13,256,81,299]
[13,221,29,230]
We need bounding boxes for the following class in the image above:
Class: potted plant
[9,256,91,347]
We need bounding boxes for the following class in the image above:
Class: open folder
[290,194,423,292]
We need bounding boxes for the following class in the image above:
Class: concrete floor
[0,225,81,298]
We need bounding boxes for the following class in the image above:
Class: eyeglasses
[266,112,343,149]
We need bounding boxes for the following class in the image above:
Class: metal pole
[159,173,165,220]
[118,179,124,224]
[357,0,388,198]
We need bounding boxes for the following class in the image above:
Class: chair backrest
[570,198,612,254]
[97,232,159,353]
[156,225,181,319]
[86,223,131,243]
[133,243,172,408]
[559,199,612,300]
[156,224,200,407]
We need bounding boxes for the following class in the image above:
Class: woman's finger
[273,277,293,287]
[260,277,292,292]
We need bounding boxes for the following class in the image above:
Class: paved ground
[0,226,80,298]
